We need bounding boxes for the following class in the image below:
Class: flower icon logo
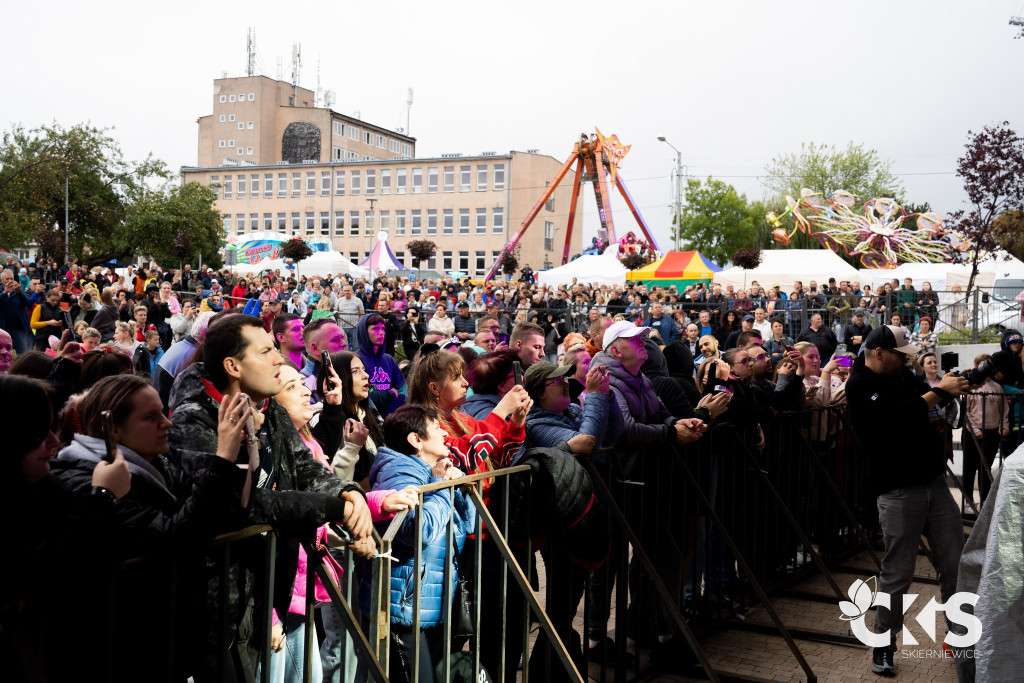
[839,576,878,622]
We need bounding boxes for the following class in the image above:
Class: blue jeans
[264,611,323,683]
[873,477,964,648]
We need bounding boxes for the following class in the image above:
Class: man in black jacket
[797,313,838,361]
[169,314,372,682]
[845,325,968,677]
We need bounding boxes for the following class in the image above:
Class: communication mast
[291,43,302,103]
[406,88,414,136]
[246,28,256,76]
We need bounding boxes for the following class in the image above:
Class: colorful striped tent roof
[360,237,403,273]
[626,250,721,284]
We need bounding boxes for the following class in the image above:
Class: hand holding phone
[318,350,335,394]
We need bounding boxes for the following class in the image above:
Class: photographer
[845,325,968,677]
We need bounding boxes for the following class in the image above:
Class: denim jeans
[320,593,358,682]
[874,476,964,648]
[264,611,323,683]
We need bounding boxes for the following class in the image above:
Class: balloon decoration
[766,189,966,268]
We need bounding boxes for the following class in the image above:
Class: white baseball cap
[603,320,651,350]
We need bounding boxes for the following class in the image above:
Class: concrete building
[182,75,581,278]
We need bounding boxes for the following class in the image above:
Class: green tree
[762,141,904,204]
[674,176,760,265]
[120,181,225,268]
[0,122,177,265]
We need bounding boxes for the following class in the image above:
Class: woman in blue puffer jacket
[361,404,475,683]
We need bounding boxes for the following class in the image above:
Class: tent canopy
[537,248,626,287]
[715,249,860,291]
[360,238,403,273]
[627,250,721,289]
[857,252,1024,292]
[297,251,369,279]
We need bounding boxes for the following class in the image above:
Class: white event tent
[536,248,627,287]
[296,251,370,279]
[715,249,860,290]
[857,251,1024,292]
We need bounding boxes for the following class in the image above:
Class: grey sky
[4,0,1023,260]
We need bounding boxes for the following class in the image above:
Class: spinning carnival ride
[484,129,659,280]
[766,190,967,269]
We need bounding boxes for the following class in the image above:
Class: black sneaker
[872,647,896,677]
[587,637,635,668]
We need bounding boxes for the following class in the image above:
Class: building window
[219,140,226,148]
[291,212,300,235]
[390,139,400,153]
[396,168,407,194]
[305,212,315,235]
[442,252,453,271]
[222,214,230,232]
[492,207,504,234]
[363,131,372,145]
[443,166,455,192]
[229,114,235,122]
[223,176,232,199]
[544,221,554,251]
[460,165,471,191]
[458,252,469,272]
[278,213,286,232]
[237,148,244,156]
[335,171,345,195]
[219,95,226,103]
[306,172,316,196]
[364,211,373,235]
[238,122,244,130]
[350,171,361,195]
[402,143,411,156]
[264,173,273,197]
[395,210,406,236]
[250,213,258,231]
[427,209,437,235]
[427,167,437,193]
[251,174,259,196]
[365,170,376,195]
[236,174,246,198]
[210,175,219,198]
[229,95,235,103]
[248,93,254,101]
[333,122,343,136]
[228,139,235,147]
[443,209,453,235]
[545,194,555,212]
[321,171,331,195]
[494,163,505,190]
[475,251,486,276]
[320,212,330,235]
[476,208,487,234]
[379,210,390,231]
[236,213,245,234]
[395,251,405,267]
[477,165,488,191]
[348,126,359,140]
[247,122,254,130]
[333,147,343,161]
[349,251,360,265]
[349,213,360,236]
[278,173,287,196]
[291,172,301,196]
[219,114,226,123]
[377,135,386,149]
[411,210,421,235]
[334,211,345,236]
[459,209,469,234]
[380,169,391,194]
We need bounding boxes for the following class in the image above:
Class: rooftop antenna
[291,43,302,102]
[276,56,283,81]
[315,56,322,107]
[246,28,256,76]
[406,87,414,136]
[1012,15,1024,38]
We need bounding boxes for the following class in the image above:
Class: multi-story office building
[182,75,581,277]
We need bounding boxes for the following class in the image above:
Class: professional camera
[954,359,997,386]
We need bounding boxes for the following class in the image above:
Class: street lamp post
[657,136,683,252]
[64,164,70,265]
[366,198,378,261]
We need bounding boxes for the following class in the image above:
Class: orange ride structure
[484,129,660,281]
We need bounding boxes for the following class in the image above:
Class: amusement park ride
[484,129,658,280]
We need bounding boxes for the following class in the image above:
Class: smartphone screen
[513,360,523,386]
[835,355,852,367]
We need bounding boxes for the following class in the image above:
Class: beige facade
[184,75,581,278]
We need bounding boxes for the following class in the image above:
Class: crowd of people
[1,252,1023,681]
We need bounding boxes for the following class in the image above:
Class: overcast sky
[5,0,1023,260]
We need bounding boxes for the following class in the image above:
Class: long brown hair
[330,351,385,449]
[407,349,470,436]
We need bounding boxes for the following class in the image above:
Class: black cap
[864,325,920,356]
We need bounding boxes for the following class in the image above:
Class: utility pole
[657,137,683,252]
[366,197,378,261]
[64,165,69,265]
